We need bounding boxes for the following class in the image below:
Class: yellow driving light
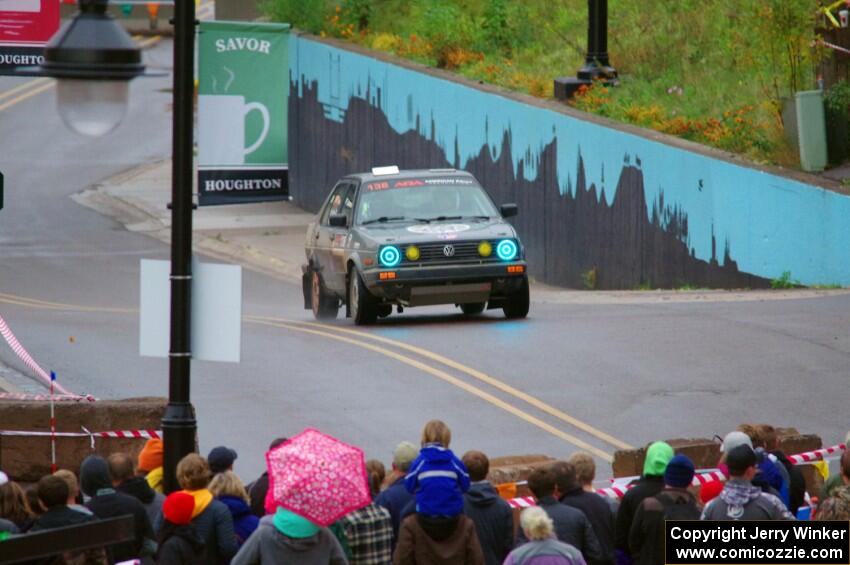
[406,245,420,261]
[478,241,492,257]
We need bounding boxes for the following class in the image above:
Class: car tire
[348,268,378,325]
[502,277,529,319]
[311,270,339,320]
[460,302,486,315]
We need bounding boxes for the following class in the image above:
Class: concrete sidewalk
[73,160,311,284]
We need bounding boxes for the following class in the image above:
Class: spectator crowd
[0,421,848,565]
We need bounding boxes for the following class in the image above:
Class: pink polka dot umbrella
[265,428,371,526]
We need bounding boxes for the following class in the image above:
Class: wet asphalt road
[1,39,848,483]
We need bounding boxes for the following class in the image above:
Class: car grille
[404,240,503,264]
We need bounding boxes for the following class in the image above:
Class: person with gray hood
[231,506,348,564]
[462,450,513,565]
[701,444,794,521]
[81,454,157,562]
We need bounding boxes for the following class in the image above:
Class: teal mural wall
[288,34,850,289]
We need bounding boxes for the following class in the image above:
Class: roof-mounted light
[371,166,400,176]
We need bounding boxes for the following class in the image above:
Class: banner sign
[198,21,290,206]
[0,0,59,72]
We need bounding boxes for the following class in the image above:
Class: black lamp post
[554,0,618,100]
[31,0,197,493]
[161,0,197,494]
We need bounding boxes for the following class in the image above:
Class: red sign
[0,0,59,44]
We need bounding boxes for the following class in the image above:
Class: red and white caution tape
[788,443,846,464]
[0,313,92,400]
[0,429,160,440]
[507,496,536,509]
[0,392,94,402]
[816,39,850,57]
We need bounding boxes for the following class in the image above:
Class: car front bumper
[363,261,528,306]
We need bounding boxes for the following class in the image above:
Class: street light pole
[554,0,618,100]
[162,0,197,494]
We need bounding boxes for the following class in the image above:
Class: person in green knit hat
[614,441,674,565]
[231,506,348,564]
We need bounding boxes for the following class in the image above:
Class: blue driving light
[496,239,518,261]
[379,245,402,267]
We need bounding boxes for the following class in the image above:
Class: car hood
[357,218,516,245]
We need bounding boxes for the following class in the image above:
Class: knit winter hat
[664,455,695,488]
[700,480,724,504]
[0,471,8,486]
[138,439,164,472]
[163,491,195,525]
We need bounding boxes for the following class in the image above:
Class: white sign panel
[139,258,242,363]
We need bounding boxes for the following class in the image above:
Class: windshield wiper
[361,216,408,225]
[415,215,491,222]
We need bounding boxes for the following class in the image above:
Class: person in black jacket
[109,452,165,527]
[81,454,156,562]
[157,491,206,564]
[614,441,673,564]
[517,465,604,564]
[553,460,615,565]
[246,437,288,517]
[461,450,513,565]
[628,455,700,565]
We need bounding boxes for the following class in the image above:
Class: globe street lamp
[28,0,198,492]
[34,0,146,136]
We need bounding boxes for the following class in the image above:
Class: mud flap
[302,268,312,309]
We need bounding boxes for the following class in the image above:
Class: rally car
[302,166,529,325]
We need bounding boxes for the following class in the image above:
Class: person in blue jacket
[404,419,470,517]
[209,470,259,546]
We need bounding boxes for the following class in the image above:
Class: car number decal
[406,223,471,235]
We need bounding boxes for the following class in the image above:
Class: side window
[321,183,349,225]
[341,185,357,225]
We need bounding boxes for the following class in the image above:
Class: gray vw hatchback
[302,167,529,324]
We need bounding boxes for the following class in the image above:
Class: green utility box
[792,90,828,172]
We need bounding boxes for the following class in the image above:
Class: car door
[325,183,357,293]
[312,182,350,285]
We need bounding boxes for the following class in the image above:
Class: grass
[264,0,822,168]
[770,271,798,289]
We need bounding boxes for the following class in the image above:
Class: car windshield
[356,179,499,225]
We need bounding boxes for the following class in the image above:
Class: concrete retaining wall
[0,397,167,482]
[288,33,850,289]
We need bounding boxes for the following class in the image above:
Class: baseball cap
[207,446,238,474]
[720,431,753,453]
[726,444,758,475]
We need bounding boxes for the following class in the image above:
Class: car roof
[341,168,479,184]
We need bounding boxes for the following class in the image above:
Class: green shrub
[260,0,331,34]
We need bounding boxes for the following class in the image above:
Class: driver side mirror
[329,214,348,228]
[500,203,518,218]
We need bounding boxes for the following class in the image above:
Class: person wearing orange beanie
[138,439,164,494]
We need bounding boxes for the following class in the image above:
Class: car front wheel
[348,268,378,325]
[311,270,339,320]
[502,277,529,319]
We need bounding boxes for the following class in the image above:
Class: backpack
[656,491,701,522]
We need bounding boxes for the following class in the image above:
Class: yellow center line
[0,293,135,314]
[248,316,634,451]
[0,78,51,104]
[0,290,622,458]
[0,81,55,113]
[138,35,162,49]
[251,318,614,462]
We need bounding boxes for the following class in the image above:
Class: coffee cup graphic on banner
[198,94,270,166]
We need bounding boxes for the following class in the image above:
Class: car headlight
[496,239,518,261]
[406,245,421,261]
[379,245,402,267]
[478,241,492,257]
